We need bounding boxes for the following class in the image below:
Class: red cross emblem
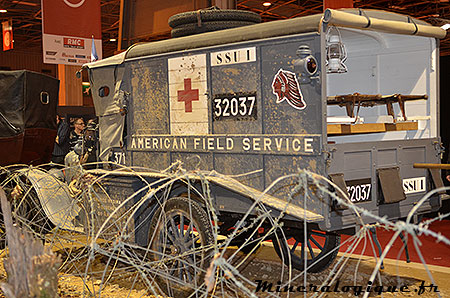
[177,78,199,113]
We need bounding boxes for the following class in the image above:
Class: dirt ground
[242,244,449,297]
[0,243,447,297]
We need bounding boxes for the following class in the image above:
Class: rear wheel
[271,227,340,273]
[149,197,214,298]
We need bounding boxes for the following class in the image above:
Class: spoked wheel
[271,227,340,273]
[149,197,214,298]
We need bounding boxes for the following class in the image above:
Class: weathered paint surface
[266,154,323,215]
[211,63,260,135]
[130,59,169,135]
[132,151,170,170]
[126,34,324,211]
[214,153,264,190]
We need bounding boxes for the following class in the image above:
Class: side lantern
[293,45,319,83]
[326,26,347,73]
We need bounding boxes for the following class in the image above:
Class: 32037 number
[213,93,257,120]
[346,181,372,203]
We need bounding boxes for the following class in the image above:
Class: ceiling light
[109,38,117,42]
[0,9,7,13]
[263,2,271,7]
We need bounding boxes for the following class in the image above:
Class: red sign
[42,0,101,65]
[2,20,13,51]
[177,78,199,113]
[41,0,101,39]
[63,37,85,49]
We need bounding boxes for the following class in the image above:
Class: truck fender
[18,168,83,232]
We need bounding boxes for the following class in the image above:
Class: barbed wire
[0,162,448,297]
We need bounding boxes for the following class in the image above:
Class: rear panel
[322,27,441,230]
[127,33,325,215]
[325,139,441,231]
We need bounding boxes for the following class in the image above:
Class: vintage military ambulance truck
[37,7,446,297]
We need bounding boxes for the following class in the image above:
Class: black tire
[148,197,214,298]
[271,227,340,273]
[168,9,261,28]
[171,20,257,38]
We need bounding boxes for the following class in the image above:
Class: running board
[208,175,324,222]
[90,169,324,223]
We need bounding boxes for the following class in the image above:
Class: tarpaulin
[0,70,59,138]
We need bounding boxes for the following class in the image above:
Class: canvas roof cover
[84,8,446,70]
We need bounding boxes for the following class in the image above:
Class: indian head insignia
[272,69,306,110]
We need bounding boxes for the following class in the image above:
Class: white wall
[326,28,438,143]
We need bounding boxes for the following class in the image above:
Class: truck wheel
[271,227,340,273]
[148,197,214,298]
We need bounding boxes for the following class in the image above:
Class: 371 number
[113,152,126,165]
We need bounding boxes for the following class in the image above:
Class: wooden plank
[414,163,450,170]
[58,64,83,106]
[327,122,418,135]
[385,122,418,131]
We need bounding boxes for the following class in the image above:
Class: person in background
[69,118,85,151]
[51,115,70,164]
[84,119,98,167]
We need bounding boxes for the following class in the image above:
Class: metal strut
[370,227,411,269]
[369,226,384,270]
[398,232,411,263]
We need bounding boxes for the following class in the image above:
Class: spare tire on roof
[169,7,261,38]
[171,20,257,38]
